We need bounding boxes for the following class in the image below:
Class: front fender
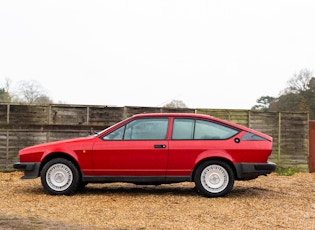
[41,146,79,163]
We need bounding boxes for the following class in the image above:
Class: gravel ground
[1,171,315,230]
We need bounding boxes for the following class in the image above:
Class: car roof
[131,113,244,130]
[132,113,212,119]
[132,113,229,124]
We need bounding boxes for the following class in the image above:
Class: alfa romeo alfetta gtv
[14,113,276,197]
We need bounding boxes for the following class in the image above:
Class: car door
[167,118,240,176]
[92,117,169,176]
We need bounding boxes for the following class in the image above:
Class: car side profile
[13,113,276,197]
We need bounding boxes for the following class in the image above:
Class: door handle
[154,144,166,149]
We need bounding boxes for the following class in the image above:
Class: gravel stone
[1,172,314,229]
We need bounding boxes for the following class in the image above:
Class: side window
[103,126,125,140]
[194,120,239,140]
[172,119,195,140]
[124,118,169,140]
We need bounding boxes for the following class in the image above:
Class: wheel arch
[191,157,237,181]
[40,152,82,179]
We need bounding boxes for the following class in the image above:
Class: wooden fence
[0,103,309,171]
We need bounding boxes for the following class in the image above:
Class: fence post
[248,110,250,128]
[6,103,10,124]
[6,104,10,169]
[278,112,281,164]
[123,106,128,119]
[48,105,51,124]
[86,106,90,125]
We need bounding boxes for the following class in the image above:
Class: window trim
[171,118,240,140]
[102,117,170,141]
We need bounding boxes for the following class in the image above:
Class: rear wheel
[194,160,234,197]
[41,158,80,195]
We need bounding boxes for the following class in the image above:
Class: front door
[92,118,169,176]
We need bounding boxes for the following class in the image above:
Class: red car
[13,113,276,197]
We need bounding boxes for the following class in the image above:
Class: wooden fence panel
[249,112,279,163]
[196,109,249,126]
[279,112,309,168]
[89,106,125,127]
[0,104,7,124]
[50,105,87,125]
[9,104,49,125]
[124,106,162,118]
[161,107,196,114]
[47,130,91,142]
[0,131,8,170]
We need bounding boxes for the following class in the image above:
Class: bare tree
[17,80,53,104]
[0,78,12,102]
[34,95,53,104]
[284,68,314,94]
[163,99,187,108]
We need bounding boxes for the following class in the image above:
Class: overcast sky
[1,0,315,109]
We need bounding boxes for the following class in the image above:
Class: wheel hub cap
[201,164,229,193]
[209,174,220,185]
[46,163,73,191]
[54,172,65,183]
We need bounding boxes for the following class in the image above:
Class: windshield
[93,117,130,137]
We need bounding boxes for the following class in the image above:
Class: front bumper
[13,162,41,179]
[234,161,277,180]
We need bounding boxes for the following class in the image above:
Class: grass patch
[276,166,300,176]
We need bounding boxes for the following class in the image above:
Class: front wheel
[194,160,234,197]
[41,158,80,195]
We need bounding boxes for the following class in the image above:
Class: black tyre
[194,160,234,197]
[78,181,88,190]
[41,158,80,195]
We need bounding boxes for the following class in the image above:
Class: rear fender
[192,150,236,180]
[194,150,234,165]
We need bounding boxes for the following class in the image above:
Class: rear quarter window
[172,118,239,140]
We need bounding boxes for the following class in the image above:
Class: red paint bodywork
[18,113,273,178]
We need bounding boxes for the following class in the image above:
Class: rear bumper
[13,162,40,179]
[234,162,276,180]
